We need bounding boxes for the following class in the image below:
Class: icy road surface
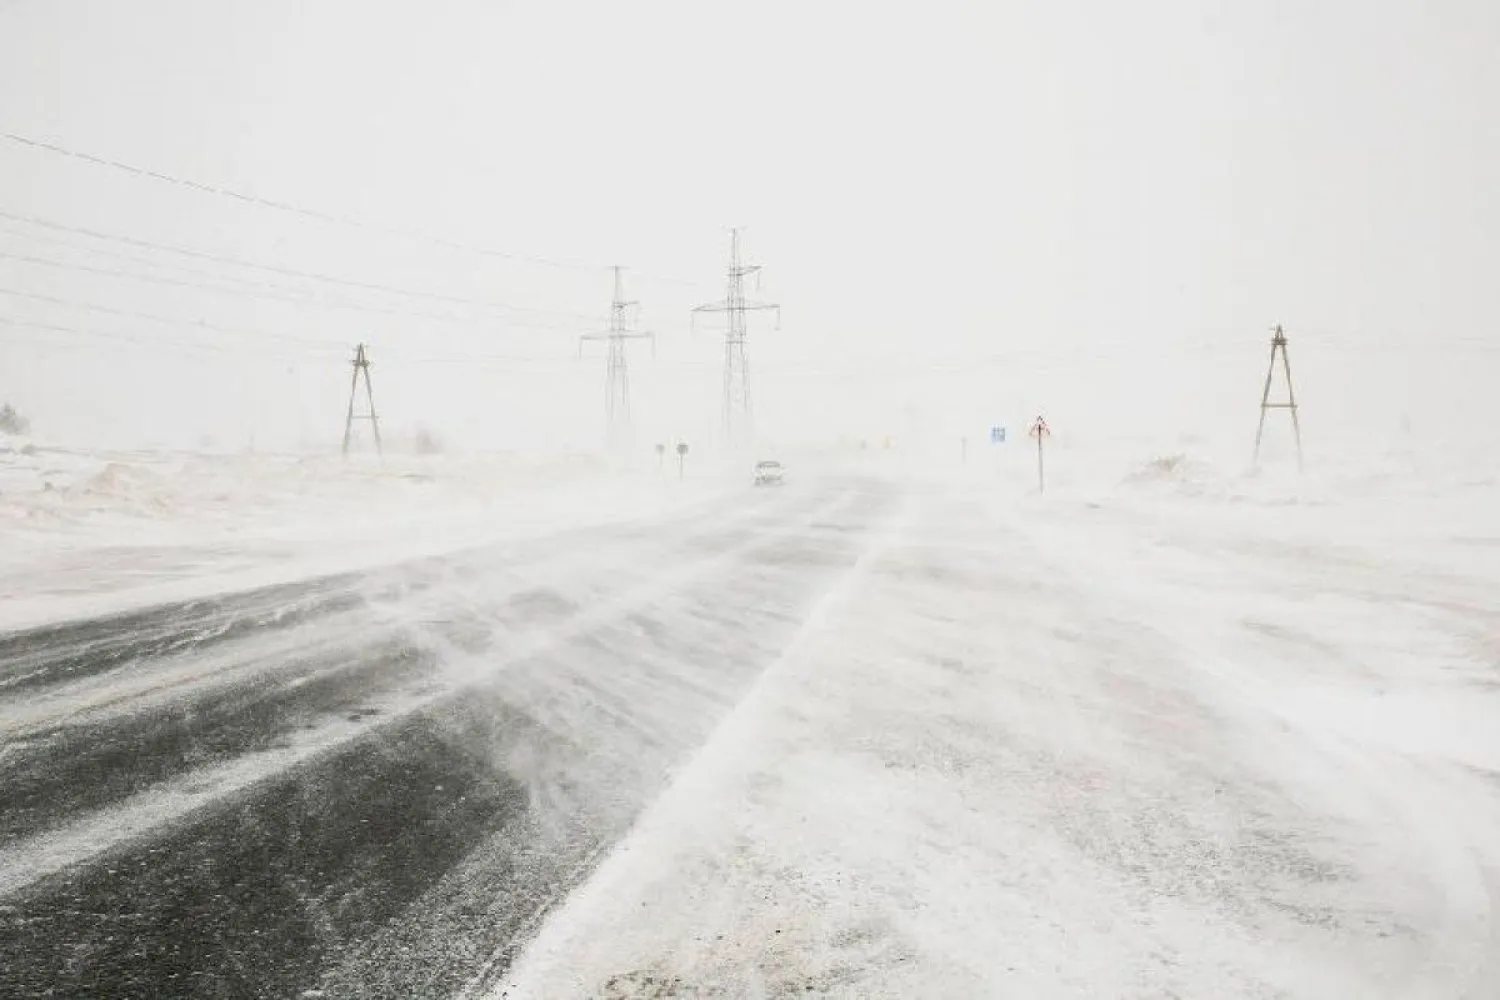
[4,469,1500,999]
[0,477,895,997]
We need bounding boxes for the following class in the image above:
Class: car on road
[753,460,784,486]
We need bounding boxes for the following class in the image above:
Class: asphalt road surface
[0,478,897,999]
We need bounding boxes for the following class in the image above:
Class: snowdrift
[0,446,738,631]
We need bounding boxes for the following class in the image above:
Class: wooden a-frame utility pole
[341,342,382,457]
[1252,324,1301,471]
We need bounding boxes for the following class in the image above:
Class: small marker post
[1029,415,1051,493]
[676,441,689,479]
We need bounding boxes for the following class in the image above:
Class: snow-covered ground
[5,431,1499,997]
[0,439,740,631]
[495,449,1500,999]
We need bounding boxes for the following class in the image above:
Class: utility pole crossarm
[578,331,608,358]
[692,302,780,313]
[592,329,655,354]
[618,329,658,358]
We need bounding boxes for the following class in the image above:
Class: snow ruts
[0,476,899,999]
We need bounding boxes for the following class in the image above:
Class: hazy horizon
[1,0,1496,461]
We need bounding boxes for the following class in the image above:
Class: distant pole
[341,343,382,457]
[1252,324,1303,471]
[676,441,688,479]
[1029,415,1051,493]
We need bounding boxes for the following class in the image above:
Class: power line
[0,224,372,307]
[0,130,590,270]
[0,248,595,333]
[0,284,340,349]
[0,208,601,323]
[0,233,598,332]
[0,247,460,326]
[0,223,586,331]
[0,312,563,368]
[0,313,343,361]
[0,129,707,288]
[403,353,570,366]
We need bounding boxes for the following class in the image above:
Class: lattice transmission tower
[579,266,654,440]
[691,229,779,442]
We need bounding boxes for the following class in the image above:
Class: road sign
[1029,416,1050,438]
[990,426,1006,444]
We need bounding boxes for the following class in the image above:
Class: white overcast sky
[0,0,1496,458]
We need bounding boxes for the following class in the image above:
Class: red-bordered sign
[1029,416,1051,437]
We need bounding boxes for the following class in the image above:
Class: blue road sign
[991,426,1006,443]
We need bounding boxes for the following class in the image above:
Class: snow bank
[0,446,742,630]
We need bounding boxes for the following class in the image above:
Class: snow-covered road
[0,475,899,998]
[3,464,1498,999]
[499,478,1500,999]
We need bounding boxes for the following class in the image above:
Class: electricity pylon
[579,266,653,439]
[691,229,779,442]
[341,342,382,456]
[1252,324,1302,470]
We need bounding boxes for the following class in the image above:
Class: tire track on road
[0,480,898,998]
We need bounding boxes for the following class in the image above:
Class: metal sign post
[1029,416,1051,493]
[676,441,688,479]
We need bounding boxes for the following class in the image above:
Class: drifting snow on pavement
[0,465,900,997]
[3,439,1499,998]
[498,472,1500,999]
[0,446,742,631]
